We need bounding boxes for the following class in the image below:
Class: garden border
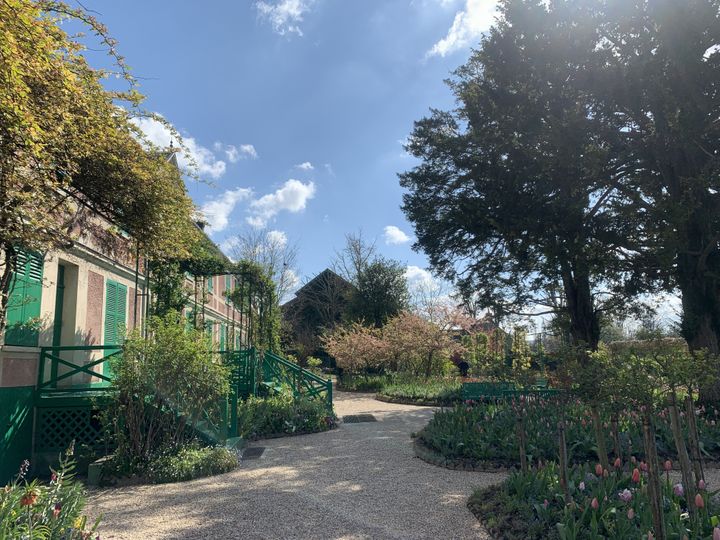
[375,393,459,407]
[412,436,511,472]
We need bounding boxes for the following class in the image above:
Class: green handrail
[261,351,333,410]
[38,345,121,393]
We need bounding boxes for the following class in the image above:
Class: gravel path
[87,391,505,540]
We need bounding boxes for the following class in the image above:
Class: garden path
[86,391,507,539]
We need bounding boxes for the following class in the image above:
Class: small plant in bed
[146,444,238,484]
[237,394,336,439]
[337,373,391,392]
[469,462,720,540]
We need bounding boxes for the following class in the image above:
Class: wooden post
[642,412,666,540]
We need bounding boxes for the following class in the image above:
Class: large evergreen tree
[400,0,639,350]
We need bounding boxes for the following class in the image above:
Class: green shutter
[207,276,213,293]
[104,279,127,346]
[5,250,44,347]
[219,323,226,351]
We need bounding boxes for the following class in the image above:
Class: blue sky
[79,0,498,292]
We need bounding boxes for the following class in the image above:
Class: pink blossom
[591,497,599,510]
[673,483,684,497]
[619,489,632,503]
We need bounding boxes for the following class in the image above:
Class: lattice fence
[36,406,105,453]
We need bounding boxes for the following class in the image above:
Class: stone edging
[375,393,458,407]
[412,437,511,472]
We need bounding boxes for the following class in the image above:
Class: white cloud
[405,265,441,290]
[247,179,316,228]
[255,0,314,36]
[215,143,258,163]
[267,230,288,248]
[132,116,226,179]
[201,188,254,233]
[324,163,335,176]
[384,225,411,245]
[428,0,497,58]
[295,161,314,171]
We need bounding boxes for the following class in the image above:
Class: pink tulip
[614,457,621,469]
[713,527,720,540]
[595,463,603,476]
[695,493,705,509]
[673,483,684,497]
[698,479,706,490]
[591,497,599,510]
[632,468,641,483]
[627,508,635,519]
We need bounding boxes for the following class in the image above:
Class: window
[104,279,128,346]
[219,323,226,351]
[5,250,44,346]
[207,276,214,294]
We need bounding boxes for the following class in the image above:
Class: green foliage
[145,445,238,484]
[149,260,188,317]
[236,394,335,439]
[418,398,720,466]
[380,378,462,405]
[0,448,99,540]
[106,311,230,471]
[347,257,410,328]
[227,260,280,352]
[337,373,392,392]
[470,462,720,540]
[0,0,200,334]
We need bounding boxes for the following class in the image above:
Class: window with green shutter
[219,323,226,351]
[5,250,44,346]
[206,276,214,293]
[104,279,127,346]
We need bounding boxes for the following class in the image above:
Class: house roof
[281,268,354,308]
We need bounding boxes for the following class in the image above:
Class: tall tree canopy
[0,0,200,332]
[401,0,720,399]
[400,0,639,350]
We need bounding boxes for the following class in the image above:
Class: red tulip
[632,468,641,483]
[595,463,603,476]
[614,457,621,469]
[591,497,599,510]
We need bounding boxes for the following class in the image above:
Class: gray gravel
[86,391,505,539]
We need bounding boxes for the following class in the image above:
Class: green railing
[261,351,333,410]
[37,345,121,395]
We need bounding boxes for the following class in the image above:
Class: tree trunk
[676,227,720,404]
[561,265,600,351]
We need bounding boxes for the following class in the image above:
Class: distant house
[281,268,355,358]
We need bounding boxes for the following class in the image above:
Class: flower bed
[376,379,462,406]
[236,394,336,440]
[417,398,720,466]
[468,462,720,539]
[337,374,391,393]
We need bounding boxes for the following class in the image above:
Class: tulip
[673,483,684,497]
[695,493,705,509]
[603,469,609,478]
[614,457,622,469]
[591,497,599,510]
[619,488,632,503]
[631,456,637,464]
[640,461,648,472]
[698,479,706,490]
[713,527,720,540]
[543,499,549,509]
[632,468,641,483]
[648,532,654,540]
[578,481,585,491]
[627,508,635,520]
[595,463,603,476]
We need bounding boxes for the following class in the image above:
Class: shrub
[380,378,462,405]
[237,394,335,439]
[337,373,391,392]
[323,322,388,373]
[146,445,238,484]
[469,462,720,539]
[0,448,99,539]
[106,311,230,472]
